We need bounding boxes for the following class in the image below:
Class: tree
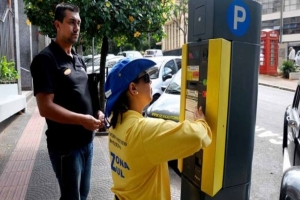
[170,0,188,44]
[24,0,172,117]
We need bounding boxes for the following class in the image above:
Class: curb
[258,82,296,92]
[95,131,108,136]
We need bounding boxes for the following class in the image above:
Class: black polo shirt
[30,40,94,151]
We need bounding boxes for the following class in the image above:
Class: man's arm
[36,93,103,131]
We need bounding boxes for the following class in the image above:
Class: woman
[104,57,212,200]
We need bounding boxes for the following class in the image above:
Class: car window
[145,51,154,55]
[175,59,182,70]
[149,61,163,79]
[293,86,300,116]
[86,57,100,66]
[163,60,177,76]
[165,70,181,95]
[293,85,300,106]
[150,68,159,79]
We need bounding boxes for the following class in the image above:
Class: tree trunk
[99,36,108,113]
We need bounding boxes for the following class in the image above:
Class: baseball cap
[104,57,156,117]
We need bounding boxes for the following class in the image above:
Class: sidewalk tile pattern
[0,98,181,200]
[0,108,44,200]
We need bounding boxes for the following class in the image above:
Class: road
[250,85,295,200]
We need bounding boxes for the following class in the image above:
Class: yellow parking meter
[179,0,262,199]
[179,39,231,197]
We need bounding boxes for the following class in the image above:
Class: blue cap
[104,57,156,117]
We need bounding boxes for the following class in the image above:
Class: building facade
[161,0,187,55]
[162,0,300,54]
[260,0,300,51]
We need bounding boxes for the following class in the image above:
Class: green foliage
[0,56,19,83]
[279,60,296,78]
[24,0,172,112]
[24,0,173,46]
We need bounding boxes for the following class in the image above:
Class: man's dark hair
[54,3,80,22]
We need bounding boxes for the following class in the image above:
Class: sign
[227,0,251,36]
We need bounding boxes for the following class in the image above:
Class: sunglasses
[134,73,151,83]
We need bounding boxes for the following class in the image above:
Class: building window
[284,0,300,11]
[262,16,300,35]
[164,21,180,51]
[283,16,300,34]
[259,0,281,14]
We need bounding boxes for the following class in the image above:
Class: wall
[18,0,33,90]
[278,43,288,70]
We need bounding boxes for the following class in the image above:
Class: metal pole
[13,0,21,95]
[279,0,284,43]
[91,0,95,73]
[92,37,94,73]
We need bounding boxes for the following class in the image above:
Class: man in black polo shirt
[30,3,104,200]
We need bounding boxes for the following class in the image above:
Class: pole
[92,37,94,73]
[279,0,284,43]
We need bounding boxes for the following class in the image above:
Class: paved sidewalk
[259,74,298,92]
[0,96,181,200]
[0,74,297,200]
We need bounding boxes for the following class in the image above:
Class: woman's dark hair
[54,3,79,23]
[110,77,141,128]
[110,92,130,129]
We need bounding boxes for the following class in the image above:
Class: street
[250,85,295,200]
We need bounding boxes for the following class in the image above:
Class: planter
[0,83,18,98]
[282,72,289,79]
[0,80,17,84]
[0,83,26,123]
[289,72,300,80]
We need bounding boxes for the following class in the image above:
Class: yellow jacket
[108,110,212,200]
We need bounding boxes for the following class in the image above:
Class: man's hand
[97,110,105,129]
[81,115,102,131]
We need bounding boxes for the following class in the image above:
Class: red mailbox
[260,30,279,75]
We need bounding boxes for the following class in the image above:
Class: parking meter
[179,0,261,199]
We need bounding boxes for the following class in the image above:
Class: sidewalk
[259,74,298,92]
[0,74,297,200]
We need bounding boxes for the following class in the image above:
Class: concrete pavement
[0,74,298,200]
[258,74,298,92]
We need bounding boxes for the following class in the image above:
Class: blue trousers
[48,142,93,200]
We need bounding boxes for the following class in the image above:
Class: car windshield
[149,61,164,79]
[165,70,181,95]
[86,57,100,66]
[146,51,154,55]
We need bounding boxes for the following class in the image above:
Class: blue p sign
[227,0,250,36]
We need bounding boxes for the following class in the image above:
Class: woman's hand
[194,106,205,121]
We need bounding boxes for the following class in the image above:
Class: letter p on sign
[227,1,250,37]
[234,6,246,30]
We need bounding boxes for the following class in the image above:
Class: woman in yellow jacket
[104,57,212,200]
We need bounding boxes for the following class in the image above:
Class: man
[30,3,104,200]
[289,46,296,62]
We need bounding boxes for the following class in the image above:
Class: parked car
[83,54,92,63]
[146,68,181,176]
[144,49,163,57]
[104,55,125,76]
[86,54,115,74]
[117,50,143,58]
[280,81,300,199]
[85,54,100,66]
[145,68,181,121]
[145,56,181,105]
[295,50,300,67]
